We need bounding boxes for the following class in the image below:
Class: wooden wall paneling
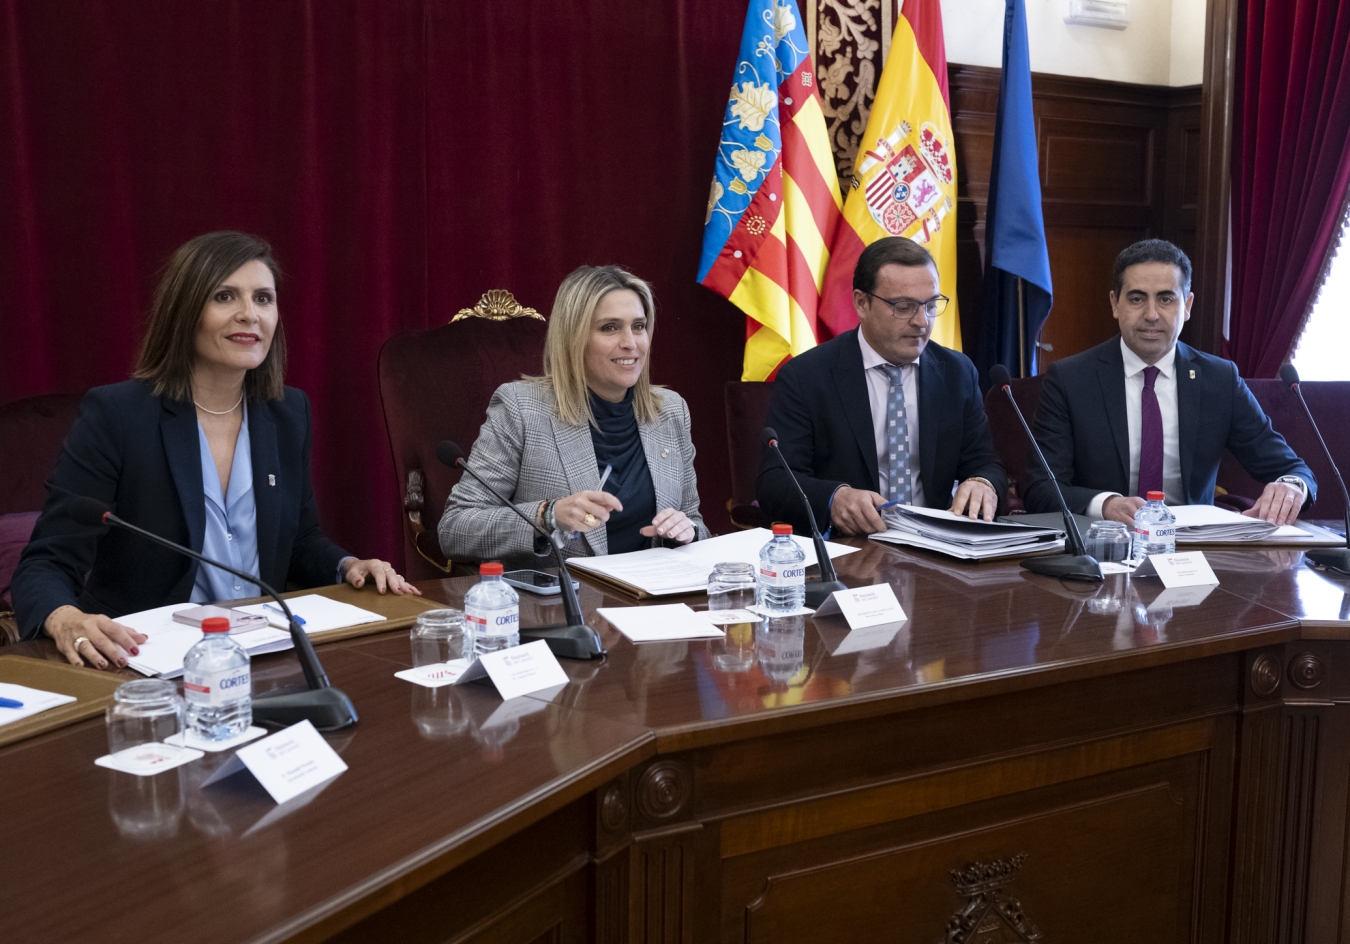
[326,800,594,944]
[949,65,1204,369]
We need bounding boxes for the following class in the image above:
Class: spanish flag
[698,0,843,381]
[819,0,961,351]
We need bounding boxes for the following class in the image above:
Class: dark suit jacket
[756,329,1007,534]
[13,380,349,640]
[1023,337,1317,515]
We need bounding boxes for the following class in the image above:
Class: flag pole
[1016,276,1026,376]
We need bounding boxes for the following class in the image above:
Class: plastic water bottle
[757,523,807,613]
[183,616,251,741]
[465,562,520,657]
[1132,490,1177,561]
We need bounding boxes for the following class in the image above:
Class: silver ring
[73,635,90,651]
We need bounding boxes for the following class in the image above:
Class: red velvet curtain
[0,0,747,564]
[1229,0,1350,377]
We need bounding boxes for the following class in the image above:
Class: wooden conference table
[5,540,1350,944]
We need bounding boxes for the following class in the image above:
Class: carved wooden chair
[0,393,84,643]
[377,291,548,580]
[724,381,776,530]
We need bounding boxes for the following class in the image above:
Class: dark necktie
[1137,365,1163,497]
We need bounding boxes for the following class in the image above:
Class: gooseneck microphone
[989,365,1102,582]
[68,496,358,730]
[761,427,849,606]
[436,441,604,659]
[1279,364,1350,575]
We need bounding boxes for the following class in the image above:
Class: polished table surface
[4,538,1349,943]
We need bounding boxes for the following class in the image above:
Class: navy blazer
[756,328,1007,534]
[13,380,349,640]
[1023,337,1317,515]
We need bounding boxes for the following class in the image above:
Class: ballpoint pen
[264,604,305,626]
[0,697,23,709]
[570,464,614,538]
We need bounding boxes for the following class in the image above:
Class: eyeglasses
[864,292,949,321]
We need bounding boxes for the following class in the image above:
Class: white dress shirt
[858,331,925,506]
[1087,340,1307,517]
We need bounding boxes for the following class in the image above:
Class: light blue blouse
[189,407,261,603]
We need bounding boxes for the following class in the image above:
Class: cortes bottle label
[758,564,806,587]
[1134,524,1176,543]
[183,667,251,707]
[465,605,519,638]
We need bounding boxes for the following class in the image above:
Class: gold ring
[583,513,598,527]
[73,636,90,651]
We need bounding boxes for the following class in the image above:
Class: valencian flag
[818,0,961,351]
[974,0,1052,381]
[698,0,843,381]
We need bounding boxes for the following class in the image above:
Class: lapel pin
[268,474,276,486]
[661,449,669,459]
[1189,370,1196,379]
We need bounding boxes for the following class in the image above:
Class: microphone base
[804,579,850,608]
[520,624,606,660]
[1020,553,1103,582]
[1307,548,1350,576]
[252,686,358,731]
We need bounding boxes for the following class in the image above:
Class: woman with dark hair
[13,231,417,671]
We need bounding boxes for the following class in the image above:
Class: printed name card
[201,719,348,805]
[455,640,569,700]
[814,583,907,629]
[1134,551,1220,589]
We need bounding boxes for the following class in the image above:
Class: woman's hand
[553,490,623,533]
[641,508,697,544]
[343,559,422,595]
[44,605,148,671]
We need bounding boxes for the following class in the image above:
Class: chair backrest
[723,381,775,529]
[1218,379,1350,524]
[0,393,83,516]
[377,291,549,579]
[982,376,1044,511]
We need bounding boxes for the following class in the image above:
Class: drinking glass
[707,562,756,612]
[1085,520,1131,563]
[410,609,472,667]
[106,679,185,756]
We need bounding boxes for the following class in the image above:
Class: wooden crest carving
[636,760,690,821]
[945,854,1043,943]
[452,289,544,323]
[1288,652,1325,690]
[1251,652,1282,696]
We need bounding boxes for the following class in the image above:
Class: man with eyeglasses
[757,237,1006,536]
[1023,238,1315,525]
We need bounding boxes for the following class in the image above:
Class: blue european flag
[974,0,1053,383]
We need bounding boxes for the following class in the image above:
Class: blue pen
[264,604,305,626]
[0,697,23,709]
[876,500,902,511]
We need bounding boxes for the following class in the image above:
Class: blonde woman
[439,265,709,564]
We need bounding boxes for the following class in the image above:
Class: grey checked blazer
[438,380,710,564]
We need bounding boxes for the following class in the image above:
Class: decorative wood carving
[1251,653,1282,697]
[452,289,543,323]
[403,467,425,528]
[945,854,1043,943]
[600,781,629,833]
[636,760,690,822]
[1287,652,1325,690]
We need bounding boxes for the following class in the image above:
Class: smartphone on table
[171,605,271,634]
[502,570,580,596]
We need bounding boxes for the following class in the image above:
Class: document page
[119,603,292,678]
[0,683,77,726]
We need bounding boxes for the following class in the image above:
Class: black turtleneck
[588,388,656,554]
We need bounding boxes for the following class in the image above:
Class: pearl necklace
[193,395,243,416]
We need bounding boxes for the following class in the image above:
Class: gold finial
[452,289,544,323]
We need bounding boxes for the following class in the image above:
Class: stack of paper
[565,528,858,597]
[870,504,1065,561]
[117,596,384,679]
[1171,504,1300,543]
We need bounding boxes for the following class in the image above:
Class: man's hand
[829,486,888,535]
[949,479,998,521]
[1102,495,1144,525]
[1242,481,1303,526]
[44,605,147,671]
